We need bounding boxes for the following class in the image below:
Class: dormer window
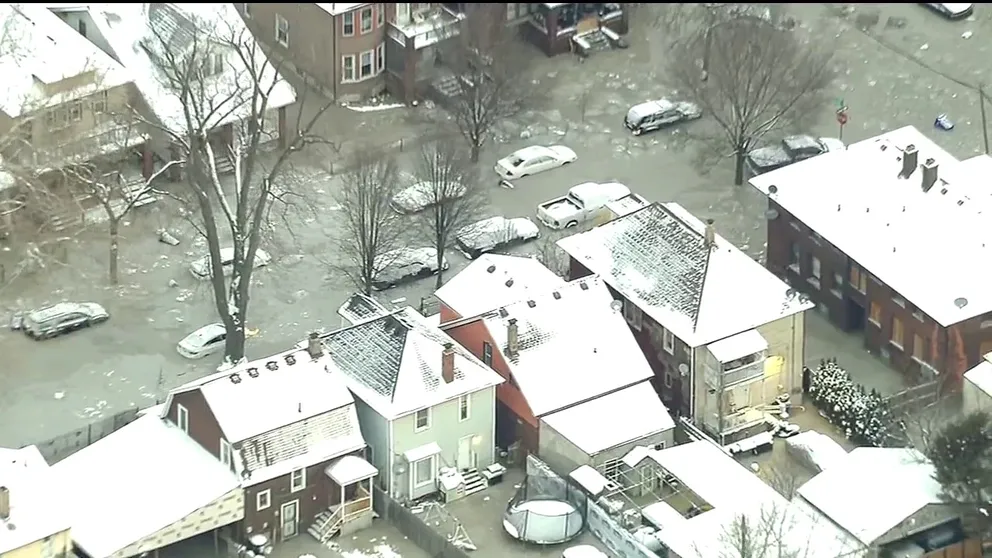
[201,52,225,77]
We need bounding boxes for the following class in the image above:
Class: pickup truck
[536,181,631,229]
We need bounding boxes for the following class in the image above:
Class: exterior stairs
[213,153,236,176]
[307,507,343,544]
[462,468,487,497]
[432,75,462,98]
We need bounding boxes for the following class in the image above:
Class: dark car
[11,302,110,340]
[745,135,845,177]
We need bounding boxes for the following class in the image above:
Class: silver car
[12,302,109,340]
[177,323,227,359]
[455,216,540,259]
[372,247,449,290]
[189,247,271,280]
[390,181,467,214]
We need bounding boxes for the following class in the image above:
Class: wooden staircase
[307,506,343,544]
[462,468,487,497]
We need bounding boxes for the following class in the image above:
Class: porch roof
[325,455,378,485]
[707,329,768,363]
[403,441,442,463]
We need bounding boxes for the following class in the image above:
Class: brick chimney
[0,486,9,521]
[704,219,716,247]
[307,331,322,360]
[901,144,918,178]
[441,343,455,384]
[922,158,939,193]
[507,318,519,358]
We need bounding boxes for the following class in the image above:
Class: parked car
[624,99,702,135]
[745,135,845,176]
[494,145,577,180]
[177,323,227,359]
[455,216,540,259]
[390,181,467,214]
[372,247,449,290]
[11,302,109,340]
[563,546,609,558]
[190,247,271,280]
[922,3,973,19]
[537,181,631,229]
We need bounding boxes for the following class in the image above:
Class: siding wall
[3,528,72,558]
[351,397,391,492]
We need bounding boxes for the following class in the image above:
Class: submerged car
[11,302,109,340]
[391,181,467,214]
[624,99,702,136]
[455,216,540,259]
[922,3,973,19]
[177,323,227,359]
[372,247,449,290]
[189,247,271,280]
[494,145,577,180]
[745,135,845,176]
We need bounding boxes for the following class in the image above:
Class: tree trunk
[733,151,746,186]
[435,248,446,289]
[109,219,120,285]
[224,321,246,363]
[470,143,481,163]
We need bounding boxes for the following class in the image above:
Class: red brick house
[750,126,992,389]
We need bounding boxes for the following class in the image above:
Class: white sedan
[177,323,226,359]
[390,181,467,214]
[372,247,449,290]
[494,145,577,180]
[189,247,271,280]
[455,216,540,259]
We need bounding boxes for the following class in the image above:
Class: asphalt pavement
[0,3,980,448]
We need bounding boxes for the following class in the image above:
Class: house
[963,353,992,414]
[634,440,863,558]
[51,413,244,558]
[750,126,992,388]
[317,306,504,503]
[435,253,566,323]
[0,445,72,558]
[239,3,463,102]
[0,3,153,236]
[442,274,673,474]
[558,202,813,444]
[797,447,980,556]
[72,3,296,171]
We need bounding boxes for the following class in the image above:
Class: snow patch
[345,103,405,113]
[339,544,403,558]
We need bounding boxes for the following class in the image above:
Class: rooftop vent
[0,486,8,521]
[955,297,969,309]
[704,218,716,247]
[768,185,778,195]
[505,278,514,288]
[579,281,589,291]
[265,361,278,371]
[552,291,561,300]
[285,354,297,366]
[922,158,939,193]
[527,300,536,308]
[230,373,242,384]
[487,265,496,273]
[247,367,259,378]
[498,307,508,318]
[900,144,918,178]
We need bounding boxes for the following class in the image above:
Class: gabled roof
[0,445,70,554]
[435,253,565,319]
[558,202,812,347]
[750,125,992,327]
[798,447,943,546]
[322,307,504,420]
[315,3,370,16]
[482,276,654,417]
[338,292,389,326]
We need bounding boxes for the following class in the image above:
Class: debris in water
[157,229,180,246]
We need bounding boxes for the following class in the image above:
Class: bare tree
[666,16,834,185]
[142,4,332,365]
[534,230,570,279]
[435,4,540,161]
[714,504,863,558]
[413,137,487,288]
[335,147,405,295]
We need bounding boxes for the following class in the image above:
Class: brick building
[750,125,992,388]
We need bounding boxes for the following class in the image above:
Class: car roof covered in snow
[183,323,226,345]
[627,99,674,121]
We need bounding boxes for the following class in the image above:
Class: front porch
[383,6,464,103]
[308,455,378,544]
[523,3,628,57]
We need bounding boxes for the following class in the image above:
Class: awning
[707,329,768,363]
[568,465,610,498]
[325,455,378,485]
[403,441,442,463]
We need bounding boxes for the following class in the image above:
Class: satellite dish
[768,185,779,195]
[765,208,779,220]
[610,300,624,313]
[954,297,969,309]
[678,363,689,376]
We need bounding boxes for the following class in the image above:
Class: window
[220,438,233,467]
[256,489,271,510]
[810,256,821,278]
[623,300,642,331]
[396,3,410,25]
[833,272,843,288]
[360,50,373,78]
[241,3,251,18]
[459,394,470,421]
[77,18,87,37]
[869,302,882,326]
[342,55,355,82]
[663,328,675,355]
[414,456,435,487]
[789,243,800,272]
[377,4,384,26]
[201,52,225,77]
[176,403,189,433]
[850,264,867,293]
[891,316,904,349]
[360,7,373,32]
[92,90,108,114]
[664,370,673,388]
[291,467,306,492]
[913,334,926,361]
[893,296,906,307]
[414,408,430,431]
[482,341,493,366]
[68,102,83,122]
[603,458,621,482]
[343,12,355,35]
[913,310,925,322]
[376,43,385,74]
[275,14,289,47]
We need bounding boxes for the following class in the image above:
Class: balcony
[722,358,766,387]
[21,121,148,173]
[387,6,464,50]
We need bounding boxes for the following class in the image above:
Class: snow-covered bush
[807,359,892,447]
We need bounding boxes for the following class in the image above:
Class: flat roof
[964,358,992,397]
[0,445,70,554]
[750,126,992,327]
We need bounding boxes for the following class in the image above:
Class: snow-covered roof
[645,441,863,558]
[605,193,649,219]
[482,275,654,417]
[322,307,504,421]
[0,445,70,554]
[558,202,813,348]
[798,447,943,546]
[541,381,673,455]
[707,329,768,363]
[325,455,377,485]
[435,254,565,319]
[750,126,992,327]
[0,4,131,117]
[315,3,370,16]
[964,356,992,397]
[87,3,296,135]
[52,415,242,558]
[338,292,389,326]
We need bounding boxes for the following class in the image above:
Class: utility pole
[980,84,990,155]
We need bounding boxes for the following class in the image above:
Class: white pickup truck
[536,181,631,229]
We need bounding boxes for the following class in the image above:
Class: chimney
[0,486,9,521]
[307,332,322,360]
[507,318,519,358]
[704,219,716,247]
[901,144,918,178]
[441,343,455,384]
[922,158,938,193]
